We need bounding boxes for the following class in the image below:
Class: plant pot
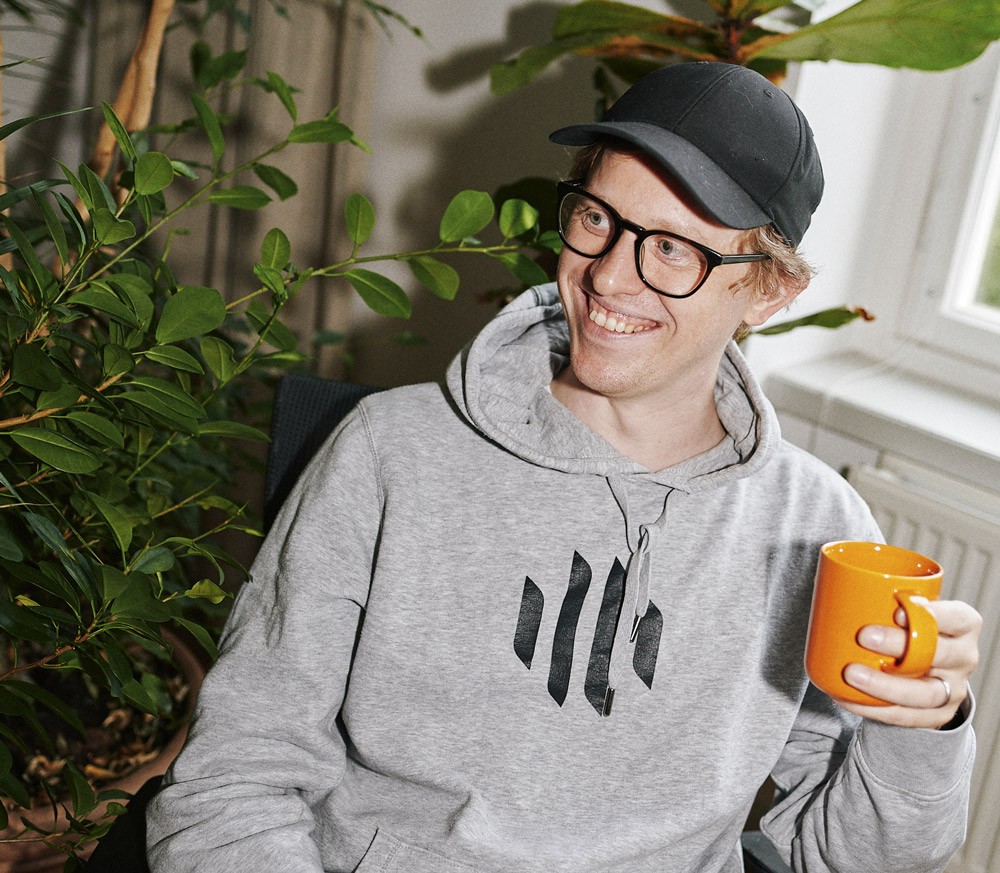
[0,630,205,873]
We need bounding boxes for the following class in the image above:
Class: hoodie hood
[446,282,781,492]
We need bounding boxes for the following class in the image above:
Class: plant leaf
[748,0,1000,69]
[10,429,101,474]
[86,492,133,553]
[101,102,136,162]
[31,186,70,267]
[12,343,63,390]
[199,335,237,382]
[128,375,206,420]
[53,190,89,250]
[261,70,298,121]
[1,218,56,302]
[156,285,227,343]
[191,93,225,165]
[0,599,51,643]
[66,411,126,448]
[134,151,174,195]
[207,185,271,209]
[107,274,155,328]
[184,579,229,604]
[143,345,205,373]
[72,285,141,328]
[491,251,551,287]
[245,300,299,352]
[753,305,875,336]
[343,269,412,318]
[64,762,98,818]
[131,546,176,575]
[103,343,135,378]
[439,190,494,243]
[260,227,291,270]
[0,107,89,143]
[288,117,354,144]
[92,207,136,245]
[499,198,540,238]
[0,519,23,562]
[253,263,287,299]
[197,420,269,441]
[172,616,218,661]
[408,256,460,301]
[345,193,375,246]
[552,0,683,38]
[253,163,298,200]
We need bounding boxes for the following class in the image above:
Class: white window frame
[871,43,1000,391]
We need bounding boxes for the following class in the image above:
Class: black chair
[262,374,381,530]
[87,374,790,873]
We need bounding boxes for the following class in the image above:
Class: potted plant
[0,3,558,867]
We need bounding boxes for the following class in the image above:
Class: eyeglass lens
[558,189,709,297]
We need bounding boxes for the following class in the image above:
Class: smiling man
[147,63,979,873]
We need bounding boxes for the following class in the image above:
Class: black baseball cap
[549,62,823,247]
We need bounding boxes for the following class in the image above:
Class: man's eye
[582,209,610,232]
[651,236,699,266]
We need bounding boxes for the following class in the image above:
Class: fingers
[836,667,964,729]
[856,600,982,671]
[840,600,982,729]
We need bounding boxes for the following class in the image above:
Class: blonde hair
[565,141,815,339]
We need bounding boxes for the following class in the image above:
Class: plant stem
[0,373,127,431]
[0,624,97,683]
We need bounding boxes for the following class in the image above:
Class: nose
[588,230,645,298]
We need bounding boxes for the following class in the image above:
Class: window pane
[977,204,1000,309]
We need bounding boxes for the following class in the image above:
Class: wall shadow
[351,2,599,388]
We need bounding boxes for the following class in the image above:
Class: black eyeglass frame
[556,181,770,299]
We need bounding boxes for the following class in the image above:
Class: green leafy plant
[491,0,1000,95]
[0,13,558,865]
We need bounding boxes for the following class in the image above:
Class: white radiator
[847,458,1000,873]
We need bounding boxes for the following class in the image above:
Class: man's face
[556,148,779,404]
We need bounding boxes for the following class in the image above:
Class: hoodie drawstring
[604,476,672,715]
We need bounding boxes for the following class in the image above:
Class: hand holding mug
[806,541,981,729]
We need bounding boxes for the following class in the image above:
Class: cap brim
[550,121,771,232]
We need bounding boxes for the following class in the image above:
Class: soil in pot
[0,631,205,873]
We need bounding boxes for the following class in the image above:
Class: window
[891,43,1000,378]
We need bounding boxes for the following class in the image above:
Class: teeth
[588,303,650,334]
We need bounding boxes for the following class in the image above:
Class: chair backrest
[264,375,382,529]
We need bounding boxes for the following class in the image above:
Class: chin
[568,347,648,399]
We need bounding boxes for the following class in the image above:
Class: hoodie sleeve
[762,683,976,873]
[146,408,383,873]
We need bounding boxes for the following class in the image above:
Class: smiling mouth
[587,298,658,334]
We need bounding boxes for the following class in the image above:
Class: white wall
[352,0,596,385]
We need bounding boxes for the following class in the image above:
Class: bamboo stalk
[86,0,177,205]
[0,27,12,270]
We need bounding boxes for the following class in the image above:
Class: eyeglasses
[556,181,770,299]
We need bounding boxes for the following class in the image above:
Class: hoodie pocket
[354,828,483,873]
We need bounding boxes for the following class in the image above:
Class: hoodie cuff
[856,692,976,797]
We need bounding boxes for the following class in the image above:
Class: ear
[742,275,808,328]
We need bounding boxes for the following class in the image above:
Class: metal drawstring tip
[602,686,615,717]
[630,614,641,643]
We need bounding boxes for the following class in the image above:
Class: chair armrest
[741,830,794,873]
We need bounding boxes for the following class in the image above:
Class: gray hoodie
[147,283,974,872]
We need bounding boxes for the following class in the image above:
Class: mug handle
[886,590,938,676]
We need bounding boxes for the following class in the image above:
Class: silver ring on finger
[934,677,952,708]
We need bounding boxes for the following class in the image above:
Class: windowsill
[764,351,1000,488]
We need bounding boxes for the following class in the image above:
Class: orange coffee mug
[805,541,942,706]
